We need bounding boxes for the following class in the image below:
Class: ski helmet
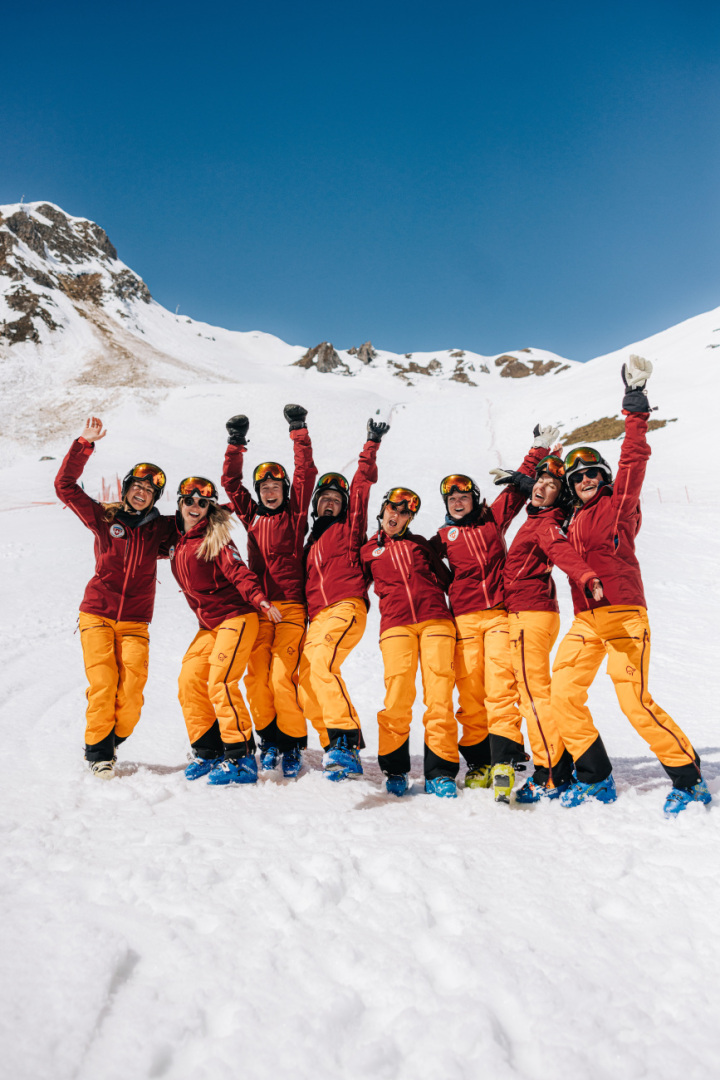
[440,473,481,509]
[378,487,421,537]
[253,461,290,504]
[312,472,350,517]
[564,446,613,488]
[121,462,166,505]
[177,476,219,504]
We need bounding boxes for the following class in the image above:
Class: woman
[54,416,176,778]
[551,357,710,814]
[171,476,282,785]
[299,418,389,780]
[221,404,317,778]
[504,453,602,802]
[431,425,554,802]
[360,489,458,797]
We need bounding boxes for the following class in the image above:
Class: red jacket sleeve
[289,428,318,538]
[610,412,650,522]
[216,542,269,610]
[490,445,546,532]
[348,440,379,553]
[221,445,258,528]
[418,535,452,592]
[54,439,104,532]
[536,517,598,590]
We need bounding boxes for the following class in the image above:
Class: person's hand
[489,467,513,486]
[551,443,563,457]
[623,355,653,389]
[80,417,106,443]
[226,415,249,446]
[533,423,560,449]
[284,404,308,431]
[367,419,390,443]
[261,602,283,623]
[590,578,604,601]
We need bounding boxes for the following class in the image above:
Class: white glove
[489,468,513,485]
[623,355,653,389]
[533,423,560,449]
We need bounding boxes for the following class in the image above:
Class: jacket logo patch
[448,527,459,542]
[372,547,384,558]
[168,545,175,559]
[232,549,242,560]
[110,523,126,538]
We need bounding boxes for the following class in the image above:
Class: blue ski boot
[515,776,570,804]
[207,755,258,786]
[663,779,711,816]
[259,742,280,771]
[185,753,223,781]
[322,736,363,781]
[425,776,458,799]
[385,773,409,797]
[560,775,617,807]
[281,746,303,779]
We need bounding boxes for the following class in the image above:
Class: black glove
[489,468,534,499]
[621,357,652,413]
[283,404,308,431]
[367,419,390,443]
[621,369,650,414]
[226,414,249,446]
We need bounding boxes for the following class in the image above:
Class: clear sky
[2,0,718,360]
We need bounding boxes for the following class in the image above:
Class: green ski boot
[464,766,492,789]
[491,763,515,804]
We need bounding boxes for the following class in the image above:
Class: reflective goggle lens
[564,447,603,469]
[386,488,421,514]
[317,472,349,492]
[178,476,217,499]
[253,462,287,485]
[131,463,166,490]
[440,474,474,496]
[536,455,565,479]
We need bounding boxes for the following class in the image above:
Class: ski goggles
[253,462,287,485]
[440,474,474,496]
[535,455,565,480]
[384,488,421,514]
[177,476,218,501]
[128,463,166,491]
[564,447,604,470]
[317,472,350,492]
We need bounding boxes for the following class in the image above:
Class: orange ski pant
[298,598,367,748]
[508,610,568,771]
[378,619,459,764]
[178,614,259,751]
[79,612,150,747]
[454,609,522,749]
[244,601,307,741]
[551,606,697,770]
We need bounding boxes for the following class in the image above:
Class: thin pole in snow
[685,486,690,503]
[657,488,662,503]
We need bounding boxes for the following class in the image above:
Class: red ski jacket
[170,516,269,630]
[566,412,650,614]
[504,505,598,613]
[360,530,451,635]
[304,441,378,622]
[221,429,317,604]
[55,439,177,623]
[431,446,546,617]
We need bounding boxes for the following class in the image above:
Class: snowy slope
[1,203,720,1080]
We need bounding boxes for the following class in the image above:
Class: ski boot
[425,776,458,799]
[663,779,711,816]
[259,741,280,771]
[385,773,409,797]
[207,755,258,786]
[464,765,491,789]
[491,763,515,804]
[560,775,617,807]
[185,753,223,781]
[322,736,363,781]
[281,746,303,779]
[515,775,570,804]
[88,759,115,780]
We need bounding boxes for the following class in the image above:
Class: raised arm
[284,404,318,528]
[611,357,653,518]
[347,419,388,551]
[490,423,558,532]
[221,414,258,527]
[54,417,107,531]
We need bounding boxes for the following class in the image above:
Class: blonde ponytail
[197,504,235,561]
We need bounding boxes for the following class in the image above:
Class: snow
[2,205,720,1077]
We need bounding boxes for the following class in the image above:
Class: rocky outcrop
[347,341,377,364]
[295,341,345,373]
[495,354,562,379]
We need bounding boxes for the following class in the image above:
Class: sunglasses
[181,496,211,508]
[385,487,421,514]
[574,467,604,481]
[130,463,166,490]
[317,472,350,492]
[253,462,287,485]
[564,446,604,469]
[440,474,474,496]
[536,455,565,479]
[177,476,218,500]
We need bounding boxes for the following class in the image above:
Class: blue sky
[2,0,718,359]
